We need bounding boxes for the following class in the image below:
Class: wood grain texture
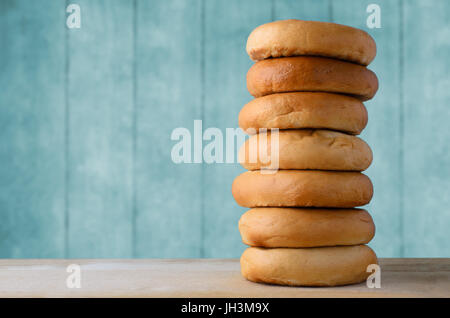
[0,259,448,297]
[274,0,331,21]
[403,0,450,256]
[67,0,134,257]
[135,0,203,257]
[0,1,66,257]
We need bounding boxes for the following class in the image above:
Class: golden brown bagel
[246,19,376,66]
[239,207,375,247]
[238,130,373,171]
[232,170,373,208]
[246,56,378,101]
[241,245,378,286]
[239,92,368,135]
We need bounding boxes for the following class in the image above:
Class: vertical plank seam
[132,0,138,258]
[271,0,275,21]
[200,0,205,258]
[328,0,333,22]
[64,0,70,259]
[398,0,405,257]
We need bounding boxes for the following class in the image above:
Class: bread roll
[246,56,378,101]
[239,92,368,135]
[239,207,375,247]
[241,245,378,286]
[238,129,373,171]
[246,19,376,66]
[232,170,373,208]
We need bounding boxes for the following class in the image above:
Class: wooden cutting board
[0,258,448,297]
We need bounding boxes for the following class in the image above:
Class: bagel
[238,129,373,171]
[241,245,378,286]
[239,92,368,135]
[246,56,378,101]
[239,207,375,248]
[232,170,373,208]
[246,19,376,66]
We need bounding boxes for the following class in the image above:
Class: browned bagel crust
[247,19,377,66]
[239,207,375,248]
[239,92,368,135]
[241,245,378,286]
[246,56,378,101]
[232,170,373,208]
[239,130,373,171]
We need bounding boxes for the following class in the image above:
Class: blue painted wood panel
[0,0,66,257]
[67,0,134,257]
[135,0,203,257]
[274,0,330,21]
[0,0,449,258]
[403,0,450,256]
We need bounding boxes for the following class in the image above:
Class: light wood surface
[0,258,448,298]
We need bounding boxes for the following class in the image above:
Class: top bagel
[247,19,376,66]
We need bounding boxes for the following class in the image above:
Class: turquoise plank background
[0,0,449,258]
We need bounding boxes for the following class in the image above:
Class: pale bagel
[239,92,368,135]
[246,56,378,101]
[232,170,373,208]
[238,129,373,171]
[246,19,376,66]
[239,207,375,248]
[241,245,378,286]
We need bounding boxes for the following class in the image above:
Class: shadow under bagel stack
[232,20,379,286]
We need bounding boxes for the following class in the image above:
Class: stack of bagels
[232,20,379,286]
